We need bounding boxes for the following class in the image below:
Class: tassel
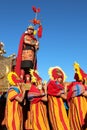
[37,25,43,38]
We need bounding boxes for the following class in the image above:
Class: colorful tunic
[28,84,50,130]
[67,81,87,130]
[47,80,70,130]
[15,33,37,76]
[6,86,23,130]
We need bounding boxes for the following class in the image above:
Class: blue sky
[0,0,87,82]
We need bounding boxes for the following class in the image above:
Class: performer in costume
[4,72,25,130]
[15,6,43,130]
[26,69,50,130]
[47,66,70,130]
[15,6,42,83]
[67,62,87,130]
[15,25,39,83]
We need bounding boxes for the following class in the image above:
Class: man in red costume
[47,66,70,130]
[67,62,87,130]
[26,69,50,130]
[15,25,39,83]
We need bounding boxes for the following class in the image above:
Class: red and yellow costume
[4,72,24,130]
[6,86,23,130]
[27,69,50,130]
[67,62,87,130]
[47,66,70,130]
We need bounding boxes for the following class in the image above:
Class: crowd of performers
[0,61,87,130]
[0,12,87,129]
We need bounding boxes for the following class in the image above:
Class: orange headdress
[48,66,66,82]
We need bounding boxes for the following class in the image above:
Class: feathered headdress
[30,69,42,83]
[7,72,22,86]
[73,62,87,81]
[48,66,66,82]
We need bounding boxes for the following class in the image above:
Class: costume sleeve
[67,82,85,100]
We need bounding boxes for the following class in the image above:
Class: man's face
[27,28,34,35]
[57,77,63,84]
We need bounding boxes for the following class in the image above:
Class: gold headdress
[73,62,87,81]
[7,72,21,86]
[30,69,42,83]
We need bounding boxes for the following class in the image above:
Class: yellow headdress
[30,69,42,83]
[7,72,21,86]
[73,62,87,81]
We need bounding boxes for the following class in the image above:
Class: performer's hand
[42,82,47,94]
[83,91,87,97]
[35,43,39,50]
[61,93,67,100]
[35,41,39,46]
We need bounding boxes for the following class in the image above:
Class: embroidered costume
[15,25,38,83]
